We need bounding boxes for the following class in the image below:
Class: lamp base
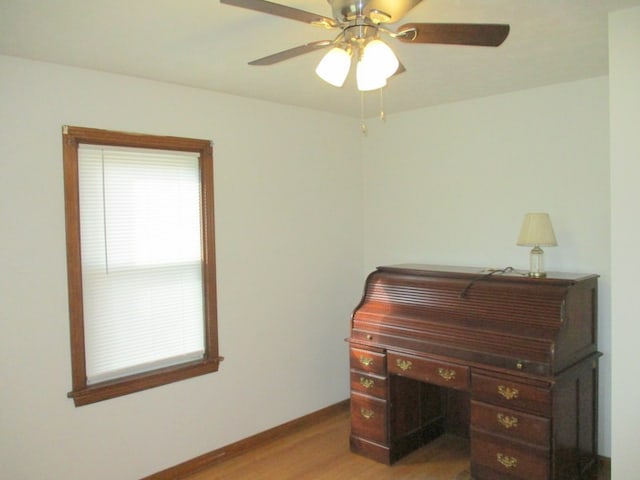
[528,245,546,278]
[528,271,547,278]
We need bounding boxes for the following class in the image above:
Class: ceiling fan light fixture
[362,39,399,79]
[315,47,352,87]
[222,0,510,101]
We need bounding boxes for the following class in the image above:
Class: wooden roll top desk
[348,264,600,480]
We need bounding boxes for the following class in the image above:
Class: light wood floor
[182,403,609,480]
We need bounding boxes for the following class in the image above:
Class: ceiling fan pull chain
[379,88,386,122]
[360,91,368,136]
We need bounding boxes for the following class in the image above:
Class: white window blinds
[77,144,205,385]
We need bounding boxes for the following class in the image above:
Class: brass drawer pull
[438,368,456,381]
[396,359,412,371]
[359,377,375,389]
[360,408,374,420]
[497,413,519,429]
[498,385,519,400]
[497,453,518,469]
[359,356,374,367]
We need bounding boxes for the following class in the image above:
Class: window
[63,126,220,406]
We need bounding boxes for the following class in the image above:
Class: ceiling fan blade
[248,40,333,65]
[220,0,338,28]
[393,62,406,77]
[397,23,510,47]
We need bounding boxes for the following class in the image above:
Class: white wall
[609,6,640,477]
[361,76,612,456]
[0,55,363,479]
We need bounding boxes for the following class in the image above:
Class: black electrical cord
[459,266,515,299]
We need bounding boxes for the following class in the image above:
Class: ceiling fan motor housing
[343,24,378,45]
[328,0,422,24]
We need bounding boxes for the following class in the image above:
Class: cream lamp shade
[517,213,558,277]
[517,213,558,247]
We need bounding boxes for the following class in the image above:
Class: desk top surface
[377,264,598,284]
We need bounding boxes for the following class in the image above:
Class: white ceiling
[1,0,639,118]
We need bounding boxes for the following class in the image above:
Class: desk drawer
[471,400,550,447]
[471,429,549,480]
[350,371,387,398]
[350,347,386,376]
[388,352,469,391]
[350,392,387,445]
[472,373,551,416]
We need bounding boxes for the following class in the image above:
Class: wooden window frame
[62,126,221,407]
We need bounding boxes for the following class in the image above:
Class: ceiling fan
[220,0,510,91]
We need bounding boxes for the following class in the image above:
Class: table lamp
[517,213,558,278]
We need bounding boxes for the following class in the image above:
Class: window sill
[68,356,223,407]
